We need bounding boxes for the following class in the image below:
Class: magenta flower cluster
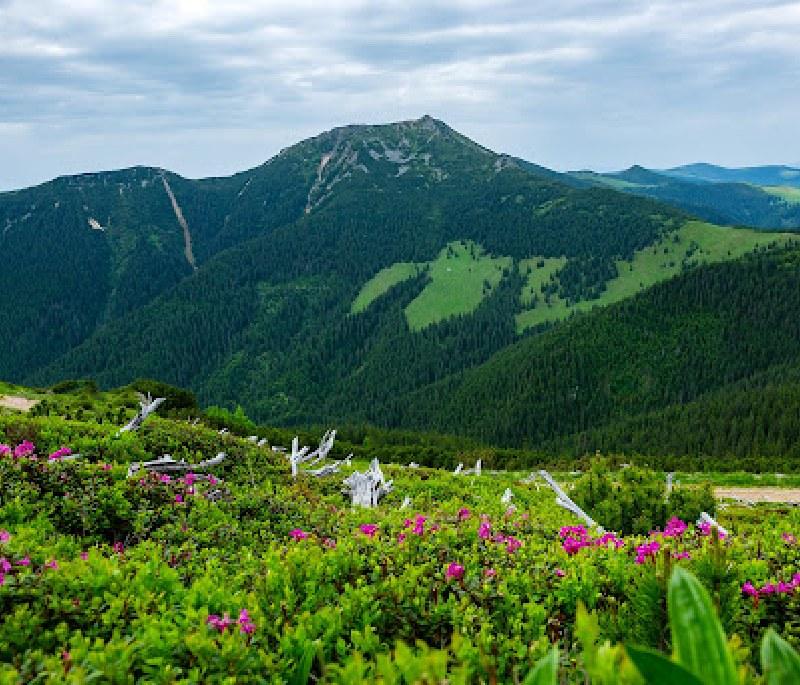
[445,562,464,581]
[207,609,256,635]
[559,525,624,556]
[48,446,72,461]
[742,573,800,599]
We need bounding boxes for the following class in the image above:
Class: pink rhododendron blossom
[174,494,183,504]
[238,609,256,634]
[289,528,308,540]
[14,441,35,459]
[100,463,112,471]
[0,530,9,543]
[742,581,758,597]
[0,444,10,456]
[555,568,566,578]
[457,508,471,521]
[45,559,59,570]
[159,474,171,484]
[0,558,11,573]
[697,522,727,539]
[48,446,72,461]
[112,542,124,554]
[208,475,219,485]
[17,556,30,566]
[445,562,464,580]
[672,551,691,560]
[359,524,379,538]
[80,552,89,561]
[484,568,497,578]
[506,536,522,554]
[478,521,492,540]
[322,537,337,549]
[184,473,197,486]
[207,613,233,631]
[411,515,426,535]
[594,532,625,549]
[397,533,407,544]
[782,532,797,545]
[635,541,660,564]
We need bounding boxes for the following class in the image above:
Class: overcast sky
[1,0,799,190]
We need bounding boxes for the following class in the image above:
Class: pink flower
[159,474,172,484]
[45,559,59,570]
[80,551,89,561]
[112,542,124,554]
[100,463,112,471]
[635,541,660,564]
[594,532,625,549]
[397,533,407,544]
[208,475,219,485]
[484,568,497,579]
[0,530,10,543]
[457,507,471,521]
[672,551,691,560]
[0,558,11,573]
[17,556,30,567]
[742,581,758,597]
[778,582,795,594]
[662,517,688,538]
[238,609,256,635]
[411,515,426,536]
[478,521,492,540]
[506,536,522,554]
[184,472,197,486]
[174,494,183,504]
[555,568,566,578]
[445,562,465,581]
[0,444,11,457]
[0,574,4,586]
[207,613,233,631]
[48,446,72,461]
[782,532,797,546]
[761,582,777,595]
[13,440,35,459]
[322,537,337,549]
[289,528,308,540]
[698,522,727,539]
[359,524,379,538]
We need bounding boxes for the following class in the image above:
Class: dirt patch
[715,487,800,504]
[0,395,39,412]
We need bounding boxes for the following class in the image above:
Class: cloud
[1,0,799,189]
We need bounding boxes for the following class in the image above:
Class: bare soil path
[715,487,800,504]
[0,395,39,411]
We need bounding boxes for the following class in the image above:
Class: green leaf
[626,645,703,685]
[523,647,558,685]
[761,629,800,685]
[667,567,737,685]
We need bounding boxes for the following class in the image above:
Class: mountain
[663,163,800,187]
[3,116,798,447]
[570,165,800,229]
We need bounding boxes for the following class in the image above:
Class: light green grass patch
[761,185,800,204]
[516,221,799,332]
[518,257,566,307]
[351,262,423,314]
[405,241,512,330]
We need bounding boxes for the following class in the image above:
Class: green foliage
[570,462,714,535]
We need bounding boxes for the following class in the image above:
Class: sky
[1,0,799,191]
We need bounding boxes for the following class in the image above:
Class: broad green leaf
[626,645,703,685]
[667,567,737,685]
[761,629,800,685]
[523,647,558,685]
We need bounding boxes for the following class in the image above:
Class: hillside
[387,247,800,449]
[570,165,800,229]
[4,117,798,440]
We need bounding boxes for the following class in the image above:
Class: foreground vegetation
[2,386,800,682]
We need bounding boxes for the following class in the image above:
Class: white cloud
[0,0,799,189]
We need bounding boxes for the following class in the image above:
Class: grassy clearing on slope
[762,185,800,204]
[516,221,799,332]
[350,262,422,313]
[518,257,567,306]
[405,241,512,330]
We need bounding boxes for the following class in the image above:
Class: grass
[518,257,566,306]
[351,262,422,314]
[516,221,799,332]
[405,241,512,330]
[761,185,800,204]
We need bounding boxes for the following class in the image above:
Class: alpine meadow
[4,1,800,682]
